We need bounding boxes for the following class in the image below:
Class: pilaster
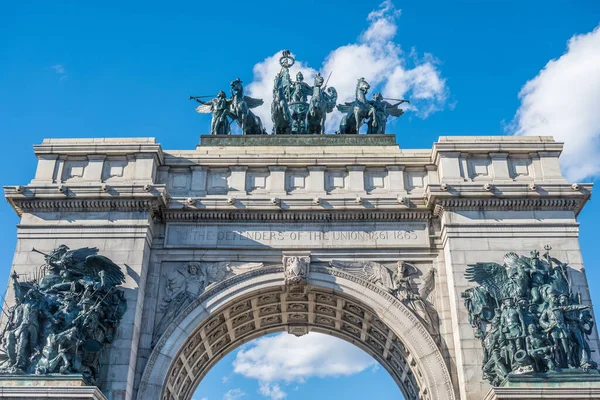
[267,166,287,195]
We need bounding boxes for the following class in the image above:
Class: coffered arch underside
[139,267,456,400]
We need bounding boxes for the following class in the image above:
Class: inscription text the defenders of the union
[166,223,429,249]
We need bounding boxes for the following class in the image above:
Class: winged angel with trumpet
[329,260,437,329]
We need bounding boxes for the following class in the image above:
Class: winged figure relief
[152,261,263,346]
[329,260,395,293]
[38,245,125,291]
[465,263,507,299]
[330,260,439,332]
[419,267,436,301]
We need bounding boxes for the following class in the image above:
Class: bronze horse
[307,73,338,134]
[336,77,371,134]
[229,78,266,135]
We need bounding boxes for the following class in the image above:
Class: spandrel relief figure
[0,246,126,383]
[463,246,598,385]
[329,260,439,332]
[152,261,263,346]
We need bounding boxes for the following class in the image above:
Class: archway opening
[193,331,405,399]
[159,287,424,400]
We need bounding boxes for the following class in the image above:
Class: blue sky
[1,1,600,399]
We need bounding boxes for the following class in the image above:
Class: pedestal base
[484,370,600,400]
[0,375,106,400]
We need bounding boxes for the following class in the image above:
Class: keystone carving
[283,255,310,286]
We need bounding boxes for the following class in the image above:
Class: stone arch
[138,266,456,400]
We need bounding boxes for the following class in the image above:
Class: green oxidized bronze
[191,49,407,135]
[337,78,409,134]
[462,246,597,386]
[192,78,266,135]
[272,50,337,135]
[0,246,127,384]
[367,93,409,134]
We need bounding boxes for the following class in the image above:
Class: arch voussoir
[138,267,456,400]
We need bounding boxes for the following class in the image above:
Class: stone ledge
[484,388,600,400]
[198,134,398,147]
[0,375,106,399]
[483,371,600,399]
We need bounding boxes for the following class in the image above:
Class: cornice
[4,184,168,218]
[163,154,434,168]
[33,138,164,163]
[431,136,563,163]
[426,183,592,217]
[5,182,592,220]
[163,209,433,222]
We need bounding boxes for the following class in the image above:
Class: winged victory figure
[192,90,231,135]
[152,261,263,345]
[367,93,409,134]
[36,245,125,291]
[329,260,396,293]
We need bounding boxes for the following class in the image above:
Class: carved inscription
[165,222,429,249]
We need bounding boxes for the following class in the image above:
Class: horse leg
[354,109,361,134]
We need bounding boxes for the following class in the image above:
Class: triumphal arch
[1,52,600,400]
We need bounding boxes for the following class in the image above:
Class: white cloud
[508,25,600,181]
[259,382,286,400]
[51,64,67,81]
[223,388,245,400]
[232,332,377,383]
[246,1,447,133]
[51,64,65,74]
[221,376,229,384]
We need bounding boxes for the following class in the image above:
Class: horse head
[355,77,370,100]
[230,78,244,96]
[314,73,325,88]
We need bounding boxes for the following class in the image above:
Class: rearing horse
[336,78,371,134]
[271,73,291,134]
[229,78,266,135]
